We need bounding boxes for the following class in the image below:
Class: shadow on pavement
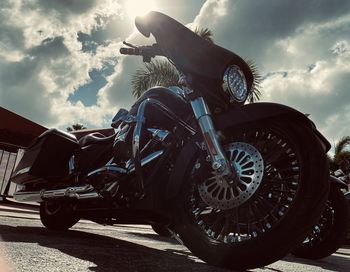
[124,231,180,245]
[283,254,350,272]
[0,224,234,272]
[1,222,349,272]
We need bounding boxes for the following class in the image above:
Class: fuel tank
[129,86,192,129]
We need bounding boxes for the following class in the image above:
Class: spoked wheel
[40,200,80,230]
[174,119,329,270]
[292,186,350,259]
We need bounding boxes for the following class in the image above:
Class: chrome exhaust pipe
[14,150,165,203]
[13,185,101,203]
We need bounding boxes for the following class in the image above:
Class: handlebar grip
[120,47,141,55]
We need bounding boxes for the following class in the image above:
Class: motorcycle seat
[79,132,115,147]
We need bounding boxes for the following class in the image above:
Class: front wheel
[174,119,329,270]
[40,200,80,230]
[292,186,350,259]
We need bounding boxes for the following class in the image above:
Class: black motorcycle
[11,11,331,270]
[292,172,350,259]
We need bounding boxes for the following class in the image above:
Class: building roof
[0,107,47,151]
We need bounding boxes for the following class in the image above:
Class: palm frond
[194,27,214,43]
[335,136,350,155]
[131,60,179,98]
[66,123,86,132]
[334,151,350,172]
[245,59,262,103]
[333,136,350,173]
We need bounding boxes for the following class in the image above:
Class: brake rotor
[198,142,264,210]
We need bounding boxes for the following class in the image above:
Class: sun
[125,0,157,19]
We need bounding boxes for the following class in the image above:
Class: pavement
[0,200,350,272]
[0,200,39,220]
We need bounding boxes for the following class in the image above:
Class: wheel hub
[198,142,264,210]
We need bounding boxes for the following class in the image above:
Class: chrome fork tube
[190,97,236,181]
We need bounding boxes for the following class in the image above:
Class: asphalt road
[0,203,349,272]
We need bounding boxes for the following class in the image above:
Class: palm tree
[66,123,87,132]
[329,136,350,173]
[131,28,261,103]
[131,60,179,98]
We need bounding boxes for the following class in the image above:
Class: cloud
[191,0,350,143]
[0,0,122,128]
[1,0,350,146]
[260,15,350,142]
[0,0,207,130]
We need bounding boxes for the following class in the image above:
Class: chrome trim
[104,181,119,197]
[86,149,164,182]
[222,65,248,103]
[191,97,211,119]
[198,142,264,209]
[15,167,31,176]
[168,86,186,99]
[13,191,43,202]
[127,150,164,172]
[190,97,236,181]
[147,128,170,142]
[68,155,75,174]
[71,192,100,200]
[87,165,127,177]
[14,185,101,202]
[133,100,147,192]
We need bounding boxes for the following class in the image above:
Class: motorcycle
[10,11,331,270]
[292,171,350,259]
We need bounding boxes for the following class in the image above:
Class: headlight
[222,65,248,103]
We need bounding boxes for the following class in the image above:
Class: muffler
[13,185,101,203]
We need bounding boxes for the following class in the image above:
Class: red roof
[0,107,47,150]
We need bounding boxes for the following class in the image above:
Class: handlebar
[119,44,163,62]
[120,47,143,55]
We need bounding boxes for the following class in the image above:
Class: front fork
[190,97,239,184]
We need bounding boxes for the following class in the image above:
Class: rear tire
[292,186,350,259]
[40,200,80,230]
[174,119,329,270]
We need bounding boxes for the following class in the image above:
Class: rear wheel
[174,119,329,270]
[292,186,350,259]
[40,200,80,230]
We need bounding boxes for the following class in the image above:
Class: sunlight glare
[125,0,157,18]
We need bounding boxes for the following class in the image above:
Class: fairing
[135,11,253,111]
[135,11,253,88]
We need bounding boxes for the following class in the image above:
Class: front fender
[215,102,331,152]
[165,102,332,200]
[345,192,350,202]
[165,139,200,199]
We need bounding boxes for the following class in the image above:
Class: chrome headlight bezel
[222,65,248,103]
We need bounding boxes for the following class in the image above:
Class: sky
[1,0,350,147]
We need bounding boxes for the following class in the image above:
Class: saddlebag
[11,129,79,185]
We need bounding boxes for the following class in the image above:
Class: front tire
[292,186,350,259]
[40,200,80,230]
[174,119,329,270]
